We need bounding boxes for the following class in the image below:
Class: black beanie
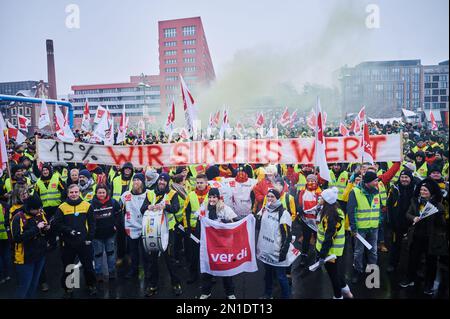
[267,188,281,200]
[133,173,146,186]
[175,166,186,175]
[208,188,220,198]
[363,171,378,184]
[206,165,220,180]
[158,172,171,183]
[399,170,414,181]
[24,194,43,211]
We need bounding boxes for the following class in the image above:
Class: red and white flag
[0,113,8,170]
[307,109,327,130]
[7,121,26,144]
[54,104,75,143]
[350,116,361,135]
[38,100,51,129]
[279,107,290,127]
[81,100,91,131]
[289,110,298,128]
[94,105,107,124]
[266,119,275,138]
[54,103,65,133]
[361,121,374,164]
[165,100,176,135]
[430,111,438,131]
[17,115,30,131]
[116,105,128,144]
[180,127,189,140]
[255,112,265,128]
[180,74,197,134]
[314,98,330,182]
[200,214,257,276]
[357,106,366,122]
[213,110,221,127]
[93,110,110,142]
[219,108,230,139]
[339,123,349,136]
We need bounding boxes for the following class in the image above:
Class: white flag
[314,97,331,181]
[81,100,91,131]
[180,74,197,135]
[219,108,230,139]
[94,105,107,124]
[93,111,110,142]
[54,103,66,133]
[0,113,8,170]
[105,115,114,146]
[116,105,127,144]
[38,100,51,129]
[7,121,27,144]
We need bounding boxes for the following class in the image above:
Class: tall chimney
[46,39,57,99]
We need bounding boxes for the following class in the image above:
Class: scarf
[265,199,282,213]
[79,178,94,192]
[171,182,187,200]
[195,186,210,204]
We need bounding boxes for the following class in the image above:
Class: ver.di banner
[36,134,402,167]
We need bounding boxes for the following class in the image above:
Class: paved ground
[1,224,448,299]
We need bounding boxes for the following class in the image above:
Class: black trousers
[201,273,234,296]
[44,206,58,247]
[301,219,315,254]
[324,256,347,298]
[173,226,184,262]
[406,236,437,288]
[148,230,180,287]
[116,227,127,260]
[389,229,406,268]
[185,227,200,277]
[127,237,151,279]
[60,243,96,289]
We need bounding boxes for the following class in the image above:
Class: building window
[432,75,439,82]
[11,108,16,115]
[425,89,431,96]
[183,48,196,55]
[164,50,177,56]
[164,28,176,38]
[166,76,178,82]
[183,57,195,63]
[432,89,440,95]
[18,108,23,115]
[164,41,177,47]
[25,107,31,116]
[440,89,447,95]
[425,83,431,89]
[424,103,430,109]
[12,118,17,126]
[441,96,448,102]
[165,85,177,90]
[425,75,431,82]
[183,39,196,46]
[432,83,439,88]
[184,66,197,73]
[182,26,196,36]
[440,82,448,88]
[165,59,177,65]
[165,67,178,73]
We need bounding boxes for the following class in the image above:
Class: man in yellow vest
[34,163,66,250]
[328,163,349,213]
[3,164,32,198]
[347,171,381,284]
[414,151,428,179]
[141,173,182,297]
[182,174,210,284]
[78,170,96,202]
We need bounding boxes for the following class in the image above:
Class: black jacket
[53,197,95,247]
[387,182,415,233]
[91,197,122,239]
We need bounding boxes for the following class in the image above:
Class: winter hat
[416,178,442,203]
[363,171,378,184]
[208,188,221,198]
[158,172,171,183]
[11,164,25,176]
[145,168,159,184]
[403,162,416,172]
[306,174,318,182]
[24,194,43,211]
[206,165,220,180]
[133,173,146,186]
[267,188,281,200]
[322,187,339,205]
[122,162,134,170]
[399,170,413,181]
[175,166,187,175]
[79,169,92,179]
[428,164,442,175]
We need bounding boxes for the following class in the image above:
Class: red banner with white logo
[200,214,258,276]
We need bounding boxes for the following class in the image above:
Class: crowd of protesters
[0,118,448,299]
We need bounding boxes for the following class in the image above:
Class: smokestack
[46,39,57,99]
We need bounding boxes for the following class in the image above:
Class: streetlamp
[138,73,151,131]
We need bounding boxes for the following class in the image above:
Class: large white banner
[200,214,258,277]
[36,134,402,167]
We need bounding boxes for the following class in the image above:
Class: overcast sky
[0,0,448,96]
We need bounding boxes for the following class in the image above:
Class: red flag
[351,116,361,135]
[81,100,91,131]
[279,107,290,126]
[214,110,221,127]
[361,122,374,164]
[430,111,438,131]
[314,98,330,181]
[289,110,297,128]
[358,106,366,122]
[255,113,265,128]
[339,123,349,136]
[166,101,175,126]
[7,121,26,144]
[17,115,30,130]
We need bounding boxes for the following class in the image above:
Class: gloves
[85,241,92,245]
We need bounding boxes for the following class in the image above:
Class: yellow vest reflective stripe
[0,204,7,240]
[112,176,132,201]
[184,191,207,229]
[108,168,117,183]
[416,162,428,179]
[296,174,307,191]
[58,201,91,216]
[316,208,345,257]
[353,187,380,230]
[443,162,449,176]
[329,170,349,201]
[81,184,97,202]
[378,181,387,207]
[175,195,185,223]
[36,175,62,207]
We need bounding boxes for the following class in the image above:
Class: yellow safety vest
[296,174,307,191]
[147,190,177,230]
[36,175,62,208]
[353,187,380,230]
[416,162,428,179]
[412,145,428,154]
[316,208,345,257]
[5,177,32,193]
[183,191,208,229]
[112,176,133,201]
[378,181,387,207]
[329,170,349,201]
[0,204,7,240]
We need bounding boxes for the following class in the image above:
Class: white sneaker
[200,293,211,299]
[341,285,354,299]
[226,294,236,299]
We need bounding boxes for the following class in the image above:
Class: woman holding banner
[400,178,447,295]
[257,188,292,299]
[315,187,353,299]
[199,187,238,300]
